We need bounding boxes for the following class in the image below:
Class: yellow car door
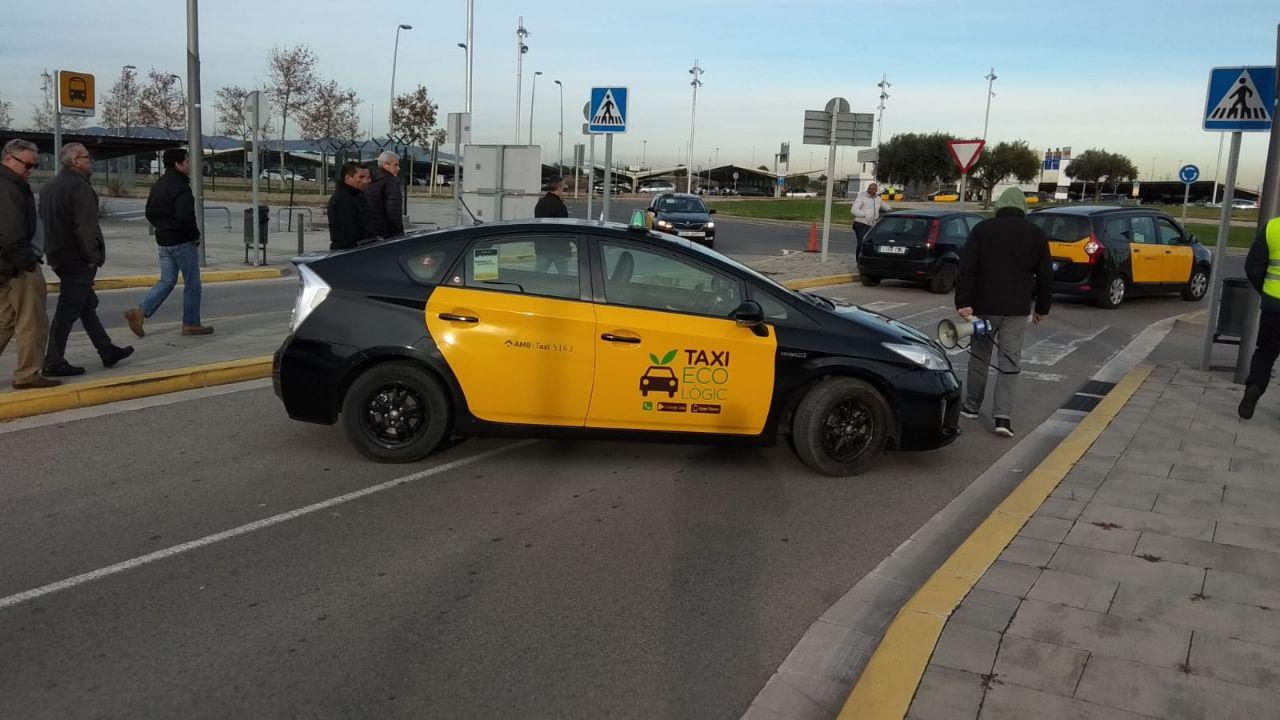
[1155,217,1194,284]
[424,234,596,427]
[587,240,776,435]
[1114,216,1162,285]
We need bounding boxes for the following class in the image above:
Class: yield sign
[947,139,985,173]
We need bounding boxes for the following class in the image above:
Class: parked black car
[856,210,985,294]
[645,192,717,247]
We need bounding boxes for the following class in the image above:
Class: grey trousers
[963,315,1027,420]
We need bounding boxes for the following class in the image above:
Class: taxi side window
[401,249,449,284]
[1129,216,1158,245]
[463,236,580,300]
[600,242,742,318]
[1103,217,1131,245]
[1155,218,1185,245]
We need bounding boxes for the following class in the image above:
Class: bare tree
[299,80,360,192]
[265,44,318,175]
[137,68,186,134]
[216,85,274,178]
[32,69,86,131]
[0,92,13,130]
[102,66,142,136]
[391,86,443,196]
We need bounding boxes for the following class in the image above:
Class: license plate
[878,245,907,254]
[678,231,705,237]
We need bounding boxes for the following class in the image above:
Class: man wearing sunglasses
[0,139,58,388]
[38,143,133,376]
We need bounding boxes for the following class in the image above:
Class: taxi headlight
[884,342,949,371]
[289,264,330,333]
[705,221,715,229]
[656,220,673,229]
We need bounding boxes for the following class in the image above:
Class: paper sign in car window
[473,248,500,281]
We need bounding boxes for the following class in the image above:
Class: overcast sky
[3,0,1277,186]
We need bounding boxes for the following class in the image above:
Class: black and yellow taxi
[273,215,962,477]
[1028,206,1213,309]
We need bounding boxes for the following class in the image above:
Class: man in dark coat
[954,187,1053,438]
[0,139,58,388]
[39,143,133,377]
[328,162,372,250]
[363,151,405,239]
[534,176,573,273]
[124,147,213,338]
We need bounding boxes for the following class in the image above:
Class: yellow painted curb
[48,267,286,293]
[837,364,1155,720]
[0,356,274,421]
[783,273,858,291]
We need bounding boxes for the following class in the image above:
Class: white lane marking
[861,301,910,313]
[0,440,535,611]
[1021,325,1111,366]
[895,304,952,322]
[1094,314,1180,383]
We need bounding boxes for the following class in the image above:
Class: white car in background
[640,182,676,194]
[786,190,819,198]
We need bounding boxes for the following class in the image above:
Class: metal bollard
[297,222,304,255]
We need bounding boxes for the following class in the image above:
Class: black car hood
[654,211,711,222]
[824,295,941,348]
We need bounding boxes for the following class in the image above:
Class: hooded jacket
[955,187,1053,317]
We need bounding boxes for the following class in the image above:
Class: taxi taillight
[926,220,940,250]
[1083,233,1103,264]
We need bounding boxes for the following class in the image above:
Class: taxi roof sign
[57,70,95,117]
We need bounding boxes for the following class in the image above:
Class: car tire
[342,361,450,463]
[1182,267,1209,301]
[791,377,892,477]
[929,263,959,294]
[1096,274,1126,309]
[860,274,882,287]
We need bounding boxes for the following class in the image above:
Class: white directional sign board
[803,110,874,146]
[588,87,628,133]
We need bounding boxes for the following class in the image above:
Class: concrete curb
[0,356,274,422]
[782,273,859,290]
[835,363,1154,720]
[47,267,288,293]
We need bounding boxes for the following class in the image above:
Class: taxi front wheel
[791,377,891,477]
[342,362,451,463]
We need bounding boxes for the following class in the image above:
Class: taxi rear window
[401,249,450,284]
[1028,214,1090,242]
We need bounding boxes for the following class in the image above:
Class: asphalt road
[0,268,1217,719]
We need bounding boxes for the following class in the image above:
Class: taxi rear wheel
[342,362,450,463]
[1182,268,1209,301]
[860,274,882,287]
[792,377,891,477]
[1096,274,1126,309]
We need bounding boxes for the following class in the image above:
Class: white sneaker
[994,418,1014,437]
[960,408,979,420]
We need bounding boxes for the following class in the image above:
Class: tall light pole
[184,0,205,266]
[389,23,412,137]
[686,59,703,193]
[515,17,529,143]
[642,140,647,168]
[118,65,138,137]
[529,71,542,148]
[554,79,564,173]
[457,43,468,112]
[981,68,997,143]
[876,74,891,147]
[464,0,474,114]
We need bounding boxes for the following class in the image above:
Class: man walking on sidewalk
[124,148,213,339]
[363,151,404,239]
[851,182,891,257]
[955,187,1053,438]
[0,139,59,389]
[1239,217,1280,420]
[328,162,372,250]
[39,143,133,377]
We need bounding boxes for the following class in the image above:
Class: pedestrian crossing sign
[1203,66,1275,132]
[589,87,628,133]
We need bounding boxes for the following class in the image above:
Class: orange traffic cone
[806,222,819,253]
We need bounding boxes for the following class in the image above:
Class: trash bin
[1215,277,1253,343]
[243,205,269,263]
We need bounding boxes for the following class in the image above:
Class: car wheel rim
[362,383,426,448]
[821,398,874,463]
[1110,278,1125,305]
[1192,273,1207,297]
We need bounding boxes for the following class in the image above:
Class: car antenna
[458,195,482,225]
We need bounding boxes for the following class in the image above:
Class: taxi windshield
[657,197,707,214]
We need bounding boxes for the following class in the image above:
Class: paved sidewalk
[907,352,1280,717]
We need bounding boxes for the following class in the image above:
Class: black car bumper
[857,255,936,280]
[274,334,362,424]
[893,368,963,451]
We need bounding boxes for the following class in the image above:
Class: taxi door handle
[600,333,641,344]
[439,313,479,323]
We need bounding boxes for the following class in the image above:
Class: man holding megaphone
[953,187,1054,438]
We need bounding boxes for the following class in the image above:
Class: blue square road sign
[589,87,628,133]
[1203,66,1275,132]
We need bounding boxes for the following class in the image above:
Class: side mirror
[733,300,768,336]
[709,209,717,214]
[1188,234,1198,244]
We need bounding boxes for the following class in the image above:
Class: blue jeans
[139,242,201,326]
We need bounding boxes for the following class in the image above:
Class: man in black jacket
[1239,217,1280,420]
[533,177,573,273]
[954,187,1053,437]
[363,151,404,239]
[124,148,213,338]
[328,162,371,250]
[39,143,132,377]
[0,139,58,388]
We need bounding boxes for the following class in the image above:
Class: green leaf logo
[649,353,660,365]
[661,349,677,365]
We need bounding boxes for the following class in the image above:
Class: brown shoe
[124,307,146,338]
[13,375,62,390]
[182,324,215,336]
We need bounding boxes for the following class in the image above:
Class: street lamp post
[464,0,474,114]
[981,68,997,143]
[389,23,412,137]
[642,140,647,168]
[686,59,703,193]
[515,17,529,143]
[554,80,564,174]
[876,74,891,148]
[529,71,542,148]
